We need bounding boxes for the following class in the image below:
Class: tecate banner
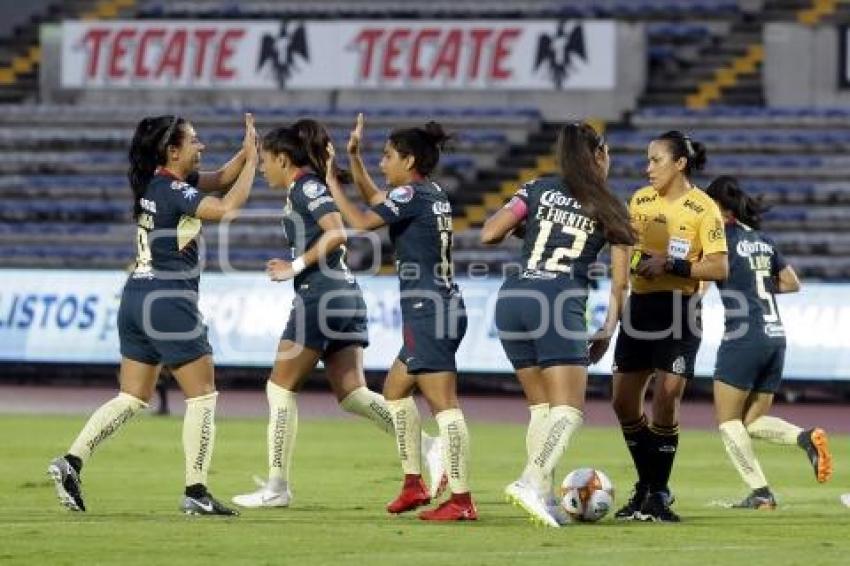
[60,19,616,90]
[1,269,849,379]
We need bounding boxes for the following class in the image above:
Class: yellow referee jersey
[629,185,727,295]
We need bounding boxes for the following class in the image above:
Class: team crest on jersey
[181,186,199,200]
[302,180,326,199]
[389,185,415,203]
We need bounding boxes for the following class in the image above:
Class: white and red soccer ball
[560,468,615,522]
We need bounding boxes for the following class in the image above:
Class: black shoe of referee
[637,491,681,522]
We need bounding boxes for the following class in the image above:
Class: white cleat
[422,434,447,499]
[505,480,560,528]
[841,493,850,508]
[232,476,292,508]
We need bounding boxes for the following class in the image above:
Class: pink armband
[505,197,528,221]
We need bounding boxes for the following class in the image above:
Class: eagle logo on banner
[257,21,309,89]
[534,21,588,90]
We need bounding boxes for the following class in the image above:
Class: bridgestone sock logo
[370,401,394,430]
[395,410,409,461]
[86,406,135,454]
[533,417,570,468]
[722,429,755,474]
[271,408,289,469]
[193,408,213,472]
[447,421,462,480]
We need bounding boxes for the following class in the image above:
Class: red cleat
[419,492,478,521]
[387,475,431,514]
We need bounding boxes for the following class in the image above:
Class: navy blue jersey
[131,170,203,287]
[372,180,459,306]
[717,221,787,340]
[509,176,608,285]
[282,172,354,292]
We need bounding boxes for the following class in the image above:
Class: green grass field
[1,413,848,565]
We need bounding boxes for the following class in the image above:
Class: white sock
[526,403,550,460]
[720,420,768,490]
[68,392,148,463]
[746,416,802,446]
[183,391,217,487]
[523,405,583,493]
[387,397,422,475]
[435,408,471,494]
[266,381,298,489]
[526,403,552,495]
[339,386,394,435]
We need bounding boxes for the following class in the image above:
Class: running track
[1,385,847,433]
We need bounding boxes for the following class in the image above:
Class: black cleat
[47,456,86,512]
[637,491,681,522]
[797,428,833,483]
[614,483,648,521]
[732,487,777,510]
[181,492,239,516]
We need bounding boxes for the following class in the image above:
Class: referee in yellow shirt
[612,131,728,522]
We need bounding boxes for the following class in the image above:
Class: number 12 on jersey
[527,219,587,273]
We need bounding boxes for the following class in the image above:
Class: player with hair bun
[325,114,476,521]
[612,130,729,522]
[49,113,259,516]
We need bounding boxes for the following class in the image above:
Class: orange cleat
[387,475,431,514]
[419,493,478,521]
[798,428,833,483]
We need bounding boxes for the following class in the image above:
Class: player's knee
[611,392,638,421]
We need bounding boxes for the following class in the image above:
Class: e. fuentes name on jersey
[536,190,597,233]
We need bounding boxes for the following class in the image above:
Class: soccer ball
[560,468,615,522]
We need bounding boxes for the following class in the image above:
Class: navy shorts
[494,277,589,370]
[281,286,368,356]
[714,337,786,394]
[398,296,467,374]
[613,291,702,378]
[118,282,212,367]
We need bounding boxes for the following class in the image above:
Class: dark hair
[262,119,350,183]
[387,121,450,176]
[128,115,186,218]
[555,123,636,245]
[706,175,768,230]
[655,130,707,177]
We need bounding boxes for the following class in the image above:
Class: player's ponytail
[656,130,707,177]
[556,123,635,245]
[706,175,767,230]
[127,115,184,218]
[388,121,451,176]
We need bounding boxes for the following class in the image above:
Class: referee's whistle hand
[636,252,666,278]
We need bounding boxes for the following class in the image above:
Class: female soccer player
[324,114,476,521]
[48,113,259,515]
[611,131,729,522]
[480,122,634,527]
[231,119,442,509]
[706,175,832,509]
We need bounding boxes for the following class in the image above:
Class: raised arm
[194,113,258,221]
[195,148,246,193]
[347,113,386,206]
[325,142,387,231]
